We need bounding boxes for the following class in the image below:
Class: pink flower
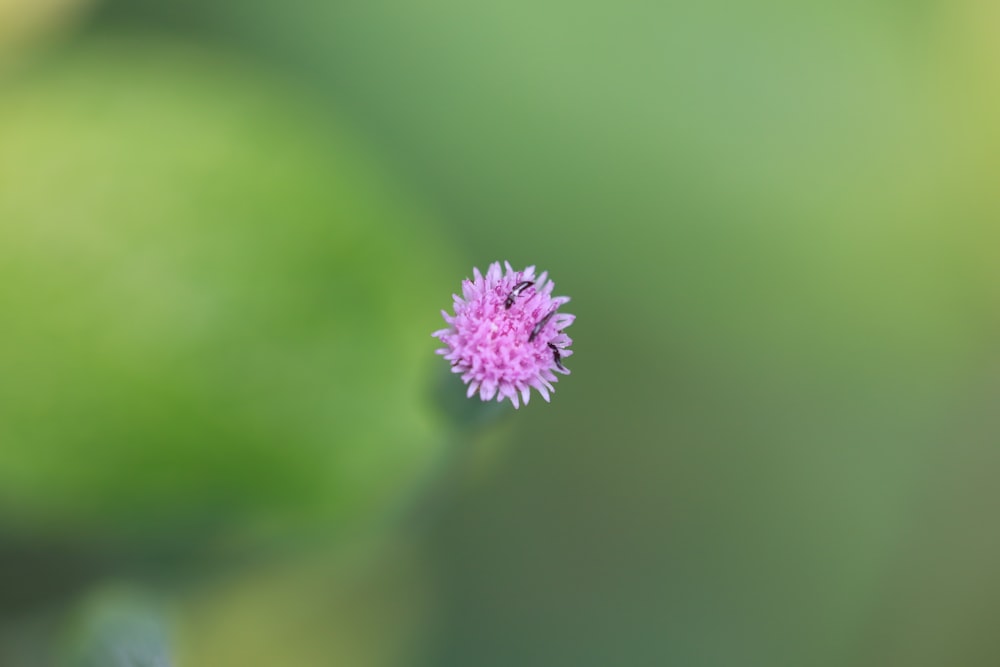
[433,261,575,408]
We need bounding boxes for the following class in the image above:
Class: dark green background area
[2,1,998,665]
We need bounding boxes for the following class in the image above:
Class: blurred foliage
[0,0,95,68]
[2,1,999,666]
[173,536,432,667]
[0,36,454,550]
[58,588,171,667]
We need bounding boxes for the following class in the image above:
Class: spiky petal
[433,261,575,409]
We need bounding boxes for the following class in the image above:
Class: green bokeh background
[1,1,998,665]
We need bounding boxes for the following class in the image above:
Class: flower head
[433,261,575,408]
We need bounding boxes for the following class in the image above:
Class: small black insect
[548,342,566,371]
[529,309,556,342]
[505,281,535,309]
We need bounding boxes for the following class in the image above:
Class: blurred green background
[1,1,998,665]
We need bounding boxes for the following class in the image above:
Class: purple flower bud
[433,261,575,409]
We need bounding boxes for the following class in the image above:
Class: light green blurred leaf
[0,35,457,548]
